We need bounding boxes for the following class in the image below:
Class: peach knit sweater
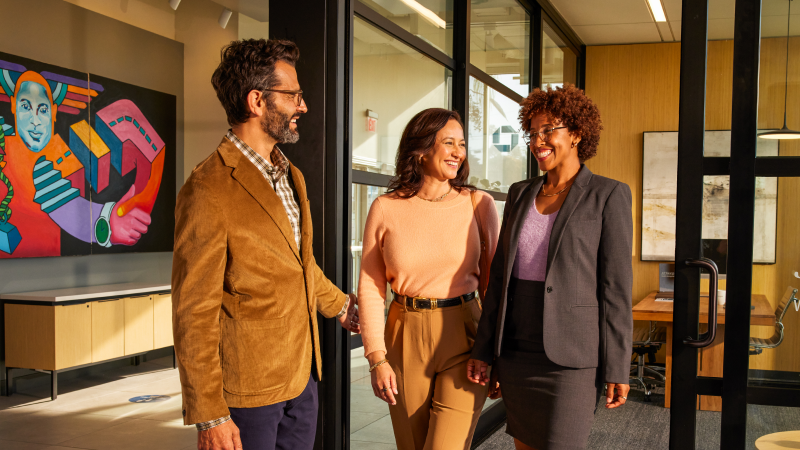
[358,189,500,357]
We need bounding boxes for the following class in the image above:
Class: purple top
[512,198,559,282]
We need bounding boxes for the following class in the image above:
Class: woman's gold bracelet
[369,358,389,372]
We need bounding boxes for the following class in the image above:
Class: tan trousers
[384,298,489,450]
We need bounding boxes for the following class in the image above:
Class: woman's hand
[604,383,630,409]
[488,367,501,399]
[369,352,397,405]
[466,359,490,385]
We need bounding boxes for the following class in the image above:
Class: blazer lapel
[545,165,593,274]
[289,163,313,268]
[504,177,543,282]
[218,139,302,264]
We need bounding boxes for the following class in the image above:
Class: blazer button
[546,286,553,293]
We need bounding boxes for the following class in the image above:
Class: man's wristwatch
[94,202,115,247]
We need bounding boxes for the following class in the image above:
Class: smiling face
[15,81,54,152]
[261,60,307,144]
[420,119,466,181]
[529,113,581,172]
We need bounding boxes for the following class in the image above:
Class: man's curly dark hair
[519,84,603,162]
[211,38,300,126]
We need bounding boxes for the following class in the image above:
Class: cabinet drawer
[153,293,173,349]
[55,303,92,370]
[92,299,125,362]
[124,296,154,355]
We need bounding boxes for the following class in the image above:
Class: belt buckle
[411,297,423,311]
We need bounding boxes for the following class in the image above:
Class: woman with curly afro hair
[466,84,634,450]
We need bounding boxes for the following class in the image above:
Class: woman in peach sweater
[358,108,500,450]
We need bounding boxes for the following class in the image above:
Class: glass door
[670,1,800,449]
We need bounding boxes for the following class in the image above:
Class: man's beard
[261,98,299,144]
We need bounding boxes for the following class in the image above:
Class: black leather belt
[393,291,475,311]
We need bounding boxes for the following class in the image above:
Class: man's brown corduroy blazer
[172,137,347,425]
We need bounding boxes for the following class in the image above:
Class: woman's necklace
[539,183,571,197]
[417,185,453,202]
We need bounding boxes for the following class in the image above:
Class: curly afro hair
[519,84,603,162]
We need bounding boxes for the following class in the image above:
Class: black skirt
[498,278,600,450]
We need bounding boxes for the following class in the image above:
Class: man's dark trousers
[229,373,318,450]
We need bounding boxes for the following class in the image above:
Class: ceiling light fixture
[646,0,667,22]
[760,0,800,140]
[219,7,233,29]
[398,0,446,29]
[168,0,181,10]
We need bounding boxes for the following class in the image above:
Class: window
[358,0,454,56]
[468,76,528,193]
[542,21,577,89]
[470,1,531,93]
[353,16,453,174]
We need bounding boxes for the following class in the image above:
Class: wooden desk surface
[632,291,775,326]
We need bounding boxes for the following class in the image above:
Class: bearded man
[172,38,360,450]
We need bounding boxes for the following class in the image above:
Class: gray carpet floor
[476,384,800,450]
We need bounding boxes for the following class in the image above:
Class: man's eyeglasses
[263,89,304,107]
[523,126,567,146]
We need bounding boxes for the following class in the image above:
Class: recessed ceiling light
[399,0,446,29]
[647,0,667,22]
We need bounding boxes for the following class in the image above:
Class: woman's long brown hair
[387,108,474,198]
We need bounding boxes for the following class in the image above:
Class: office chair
[749,286,798,355]
[630,321,667,401]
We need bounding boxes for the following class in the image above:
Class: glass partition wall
[348,1,581,448]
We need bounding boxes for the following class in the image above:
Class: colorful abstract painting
[0,52,175,258]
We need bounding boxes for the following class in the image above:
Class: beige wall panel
[176,0,238,179]
[4,305,55,370]
[125,296,154,355]
[153,294,174,349]
[54,304,93,370]
[91,300,125,362]
[586,38,800,372]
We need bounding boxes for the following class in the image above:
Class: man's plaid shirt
[227,130,302,253]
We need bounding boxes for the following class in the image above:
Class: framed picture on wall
[641,130,777,264]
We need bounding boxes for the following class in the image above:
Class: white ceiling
[549,0,800,46]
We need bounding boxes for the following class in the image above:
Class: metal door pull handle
[683,258,719,348]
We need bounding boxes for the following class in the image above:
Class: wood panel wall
[585,39,800,373]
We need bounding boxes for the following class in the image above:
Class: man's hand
[197,420,242,450]
[466,359,490,385]
[338,293,360,333]
[605,383,630,409]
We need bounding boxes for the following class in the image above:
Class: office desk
[632,291,774,410]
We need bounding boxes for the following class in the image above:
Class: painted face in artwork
[15,81,53,152]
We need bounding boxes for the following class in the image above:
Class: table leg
[665,324,673,409]
[50,370,58,401]
[4,367,10,396]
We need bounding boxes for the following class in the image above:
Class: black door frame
[669,0,710,447]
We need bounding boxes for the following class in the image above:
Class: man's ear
[247,90,265,118]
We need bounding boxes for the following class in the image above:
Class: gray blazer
[471,165,633,384]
